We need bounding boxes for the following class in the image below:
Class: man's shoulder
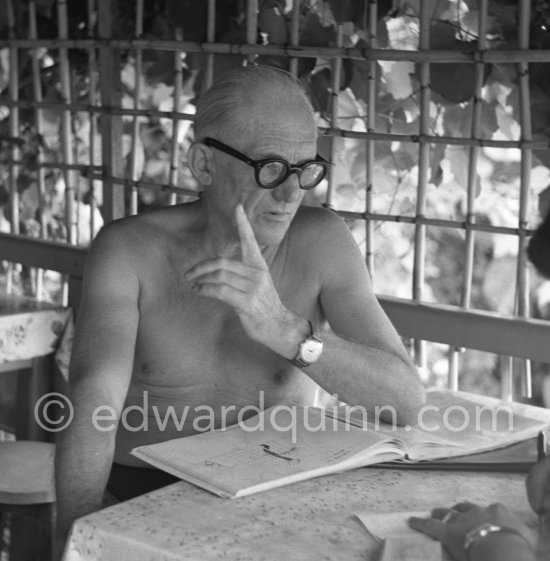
[293,205,344,230]
[91,214,150,256]
[291,205,348,243]
[289,205,361,268]
[93,203,200,250]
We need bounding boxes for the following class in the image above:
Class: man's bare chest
[131,238,321,388]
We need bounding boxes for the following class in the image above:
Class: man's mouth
[264,211,290,222]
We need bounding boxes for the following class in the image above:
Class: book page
[132,389,550,498]
[132,406,406,498]
[324,388,550,462]
[406,389,550,460]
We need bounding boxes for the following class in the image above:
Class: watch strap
[464,523,532,560]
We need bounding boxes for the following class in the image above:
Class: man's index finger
[235,204,263,265]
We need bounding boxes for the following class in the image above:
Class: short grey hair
[194,65,315,143]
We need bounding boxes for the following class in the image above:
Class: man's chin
[250,210,297,247]
[254,226,288,247]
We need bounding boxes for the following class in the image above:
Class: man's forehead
[245,101,316,136]
[244,121,318,155]
[251,128,317,146]
[236,86,314,120]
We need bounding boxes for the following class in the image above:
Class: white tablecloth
[63,467,550,561]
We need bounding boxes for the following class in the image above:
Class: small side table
[0,295,72,440]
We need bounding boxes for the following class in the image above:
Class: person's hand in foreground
[526,455,550,521]
[408,502,536,561]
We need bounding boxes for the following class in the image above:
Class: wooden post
[365,0,377,277]
[448,0,490,389]
[6,0,19,295]
[98,0,125,221]
[413,1,431,372]
[87,0,99,238]
[515,0,533,398]
[326,24,344,210]
[29,1,47,298]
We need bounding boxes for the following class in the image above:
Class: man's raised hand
[185,204,303,357]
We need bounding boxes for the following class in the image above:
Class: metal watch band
[464,523,532,560]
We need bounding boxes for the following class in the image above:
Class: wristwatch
[290,320,323,368]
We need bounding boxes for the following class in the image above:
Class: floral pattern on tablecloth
[0,298,72,363]
[61,469,546,561]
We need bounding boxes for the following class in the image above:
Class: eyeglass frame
[202,137,332,190]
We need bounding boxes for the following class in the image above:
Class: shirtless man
[55,65,424,551]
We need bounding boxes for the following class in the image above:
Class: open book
[131,388,550,499]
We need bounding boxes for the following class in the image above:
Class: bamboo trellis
[2,0,550,401]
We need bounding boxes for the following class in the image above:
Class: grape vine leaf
[421,21,491,104]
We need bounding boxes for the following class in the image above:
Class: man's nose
[271,172,301,202]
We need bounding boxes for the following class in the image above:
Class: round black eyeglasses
[203,137,332,190]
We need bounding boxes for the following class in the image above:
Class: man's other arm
[187,205,424,425]
[54,223,139,557]
[296,208,424,425]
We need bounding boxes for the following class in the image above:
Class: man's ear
[187,142,213,185]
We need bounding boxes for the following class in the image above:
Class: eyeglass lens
[258,161,326,189]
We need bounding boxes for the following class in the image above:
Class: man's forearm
[54,423,115,558]
[300,327,424,425]
[273,313,424,425]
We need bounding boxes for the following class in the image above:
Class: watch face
[301,338,323,363]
